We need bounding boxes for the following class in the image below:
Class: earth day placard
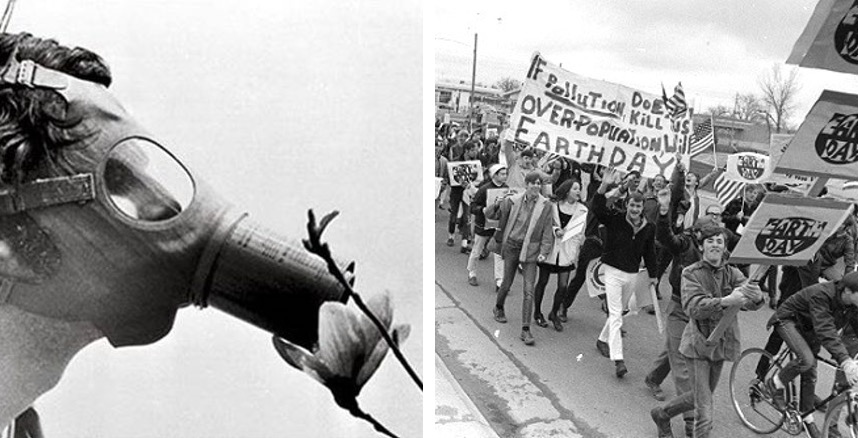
[724,152,773,184]
[787,0,858,74]
[505,52,692,179]
[728,194,852,265]
[774,90,858,180]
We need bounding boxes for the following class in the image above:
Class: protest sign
[786,0,858,74]
[728,194,852,265]
[774,90,858,180]
[435,177,443,199]
[505,53,692,179]
[446,160,483,187]
[485,187,521,228]
[724,152,773,184]
[586,258,607,298]
[767,133,816,190]
[585,258,654,313]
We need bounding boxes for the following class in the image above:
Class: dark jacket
[820,232,856,275]
[722,196,760,234]
[777,258,821,306]
[470,180,507,237]
[591,192,657,276]
[656,211,701,307]
[769,281,858,365]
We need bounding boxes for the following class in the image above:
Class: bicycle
[730,345,858,437]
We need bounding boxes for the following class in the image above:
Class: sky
[434,0,858,130]
[6,1,422,437]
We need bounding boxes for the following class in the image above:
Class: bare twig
[303,209,423,391]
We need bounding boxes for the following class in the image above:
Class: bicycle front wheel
[729,347,785,434]
[822,396,858,438]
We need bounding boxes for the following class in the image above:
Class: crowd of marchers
[434,121,858,438]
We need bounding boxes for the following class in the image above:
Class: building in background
[435,80,512,134]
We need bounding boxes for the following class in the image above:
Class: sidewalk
[435,352,500,438]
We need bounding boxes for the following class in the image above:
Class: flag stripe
[714,173,746,207]
[689,117,715,157]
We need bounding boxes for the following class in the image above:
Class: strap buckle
[15,59,34,87]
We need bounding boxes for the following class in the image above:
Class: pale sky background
[7,1,422,437]
[435,0,858,129]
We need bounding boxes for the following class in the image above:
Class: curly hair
[0,32,111,184]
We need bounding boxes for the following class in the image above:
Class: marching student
[486,171,556,346]
[651,227,764,438]
[591,168,658,378]
[466,164,509,289]
[532,178,588,331]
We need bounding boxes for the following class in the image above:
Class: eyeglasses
[707,211,722,216]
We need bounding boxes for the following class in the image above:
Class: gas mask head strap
[0,55,93,215]
[0,174,94,215]
[0,53,68,90]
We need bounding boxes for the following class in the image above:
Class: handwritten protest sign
[505,52,692,179]
[775,91,858,180]
[446,160,483,187]
[485,188,521,228]
[729,194,852,266]
[787,0,858,74]
[725,152,773,184]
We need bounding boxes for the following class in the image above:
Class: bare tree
[735,93,765,121]
[758,64,800,133]
[494,77,521,92]
[705,104,731,118]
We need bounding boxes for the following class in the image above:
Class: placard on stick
[728,194,852,266]
[446,160,483,187]
[774,90,858,181]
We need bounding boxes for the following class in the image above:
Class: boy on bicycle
[766,271,858,438]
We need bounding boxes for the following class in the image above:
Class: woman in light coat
[533,178,588,331]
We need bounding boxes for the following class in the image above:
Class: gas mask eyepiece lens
[103,138,195,222]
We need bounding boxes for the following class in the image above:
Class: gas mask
[0,57,353,350]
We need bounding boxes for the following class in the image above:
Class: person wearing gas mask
[0,32,353,430]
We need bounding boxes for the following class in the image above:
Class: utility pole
[469,32,478,132]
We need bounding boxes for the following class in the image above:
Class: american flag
[662,82,687,121]
[714,172,745,207]
[689,116,715,157]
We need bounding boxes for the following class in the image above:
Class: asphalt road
[434,204,840,438]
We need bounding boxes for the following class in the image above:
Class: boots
[650,407,674,438]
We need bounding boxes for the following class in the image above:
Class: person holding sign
[763,271,858,438]
[651,228,764,438]
[592,168,658,378]
[467,164,509,288]
[486,172,555,346]
[644,190,716,434]
[532,179,588,331]
[445,141,481,251]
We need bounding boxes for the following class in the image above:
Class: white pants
[598,265,638,361]
[467,234,503,286]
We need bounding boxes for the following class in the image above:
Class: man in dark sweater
[593,168,658,378]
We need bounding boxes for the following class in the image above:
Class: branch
[303,209,424,392]
[348,403,400,438]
